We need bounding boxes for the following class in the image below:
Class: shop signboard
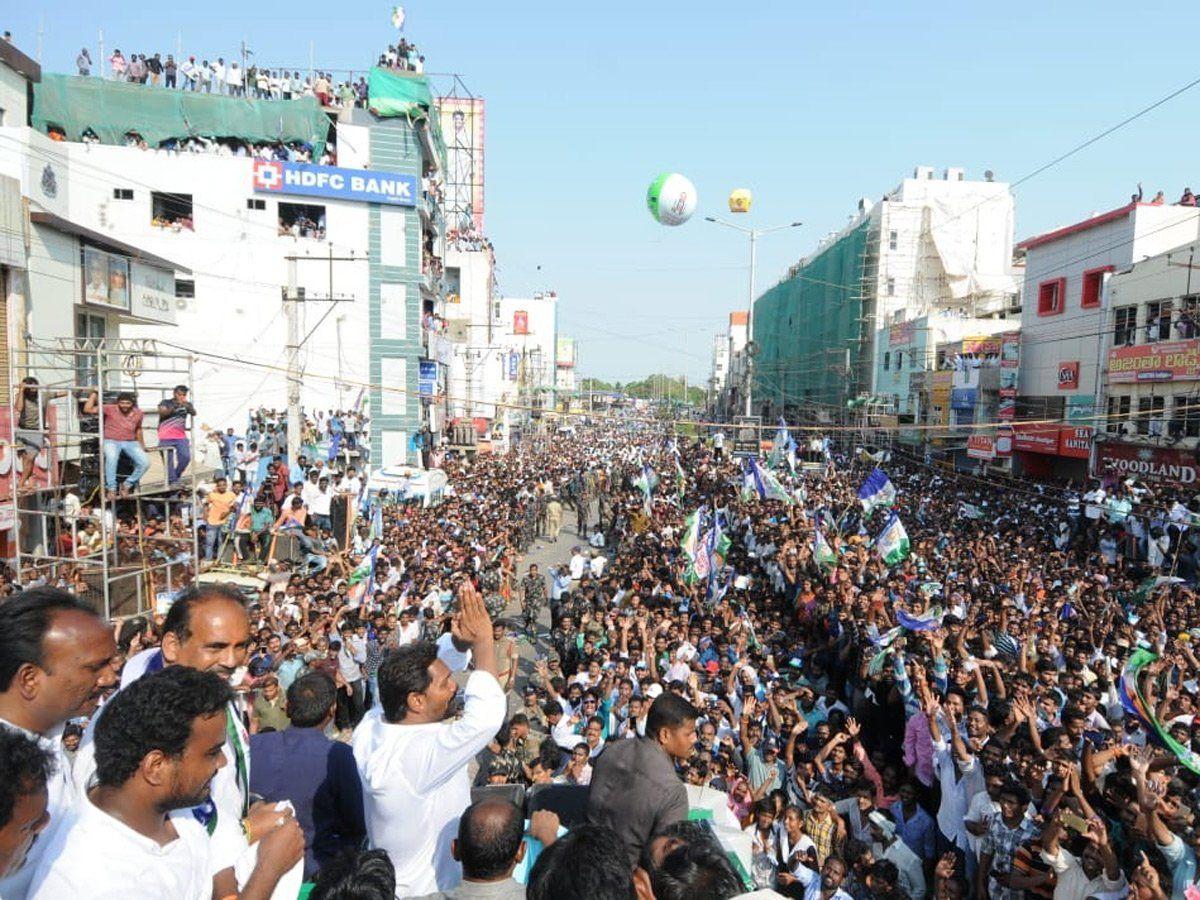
[1058,426,1093,459]
[1057,361,1080,390]
[966,434,996,460]
[1013,423,1060,455]
[252,159,417,206]
[129,261,177,325]
[1108,338,1200,383]
[1095,442,1199,486]
[1000,331,1020,367]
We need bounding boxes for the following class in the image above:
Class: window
[886,277,895,296]
[74,312,107,386]
[150,192,194,230]
[112,188,134,201]
[174,279,195,299]
[888,230,898,251]
[278,202,325,239]
[1107,395,1131,433]
[1114,306,1137,346]
[1175,395,1200,438]
[1080,265,1111,309]
[883,351,891,372]
[936,349,946,369]
[1146,300,1171,342]
[380,359,408,415]
[1137,395,1166,436]
[246,198,266,211]
[1037,277,1065,316]
[896,350,904,370]
[1180,295,1200,338]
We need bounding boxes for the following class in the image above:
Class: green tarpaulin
[367,67,435,119]
[31,73,330,157]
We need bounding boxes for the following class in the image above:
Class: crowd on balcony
[448,226,495,253]
[378,38,424,74]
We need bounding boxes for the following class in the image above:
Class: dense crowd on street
[7,409,1200,900]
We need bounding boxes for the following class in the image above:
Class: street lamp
[705,217,802,417]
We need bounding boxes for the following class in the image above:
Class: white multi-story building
[2,69,446,467]
[1013,200,1200,480]
[719,311,749,417]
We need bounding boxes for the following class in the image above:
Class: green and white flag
[874,513,910,566]
[680,507,704,584]
[1134,575,1184,603]
[813,527,837,571]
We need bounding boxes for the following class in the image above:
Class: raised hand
[451,578,492,648]
[844,717,861,740]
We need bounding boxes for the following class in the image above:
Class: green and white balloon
[646,173,697,226]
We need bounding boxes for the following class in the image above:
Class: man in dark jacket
[249,671,365,879]
[585,691,696,865]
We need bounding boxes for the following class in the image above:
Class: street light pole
[705,217,801,419]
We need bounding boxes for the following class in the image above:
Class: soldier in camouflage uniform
[479,564,506,621]
[519,563,547,640]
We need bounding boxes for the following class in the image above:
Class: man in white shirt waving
[29,666,303,900]
[353,579,505,897]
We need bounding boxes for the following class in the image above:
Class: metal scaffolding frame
[8,338,201,619]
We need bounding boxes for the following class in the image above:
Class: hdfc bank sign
[1096,442,1198,485]
[252,160,417,206]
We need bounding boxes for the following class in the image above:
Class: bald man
[414,800,559,900]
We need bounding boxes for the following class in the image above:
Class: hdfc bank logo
[253,160,284,191]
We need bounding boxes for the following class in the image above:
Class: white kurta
[352,670,505,897]
[0,719,74,900]
[28,800,211,900]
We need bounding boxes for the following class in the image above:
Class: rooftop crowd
[3,414,1200,900]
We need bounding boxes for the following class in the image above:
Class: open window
[278,202,326,239]
[1037,277,1065,316]
[151,192,194,230]
[1080,265,1111,309]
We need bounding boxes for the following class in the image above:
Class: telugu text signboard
[253,160,417,207]
[1108,338,1200,383]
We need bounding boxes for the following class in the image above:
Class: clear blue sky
[11,1,1200,383]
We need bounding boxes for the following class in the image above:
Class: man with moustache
[74,582,290,899]
[0,587,118,899]
[28,666,304,899]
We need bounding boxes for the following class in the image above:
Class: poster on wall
[82,247,131,313]
[1057,361,1080,390]
[1000,331,1020,368]
[513,310,529,335]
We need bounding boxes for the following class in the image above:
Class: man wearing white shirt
[29,666,303,900]
[0,588,118,900]
[73,583,286,900]
[568,549,587,581]
[353,581,505,897]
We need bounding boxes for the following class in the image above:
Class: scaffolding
[7,338,203,620]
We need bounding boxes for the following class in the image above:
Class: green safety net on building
[754,219,870,409]
[31,73,330,157]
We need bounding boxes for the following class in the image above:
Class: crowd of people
[7,414,1200,900]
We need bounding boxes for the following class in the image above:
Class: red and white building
[1014,200,1200,480]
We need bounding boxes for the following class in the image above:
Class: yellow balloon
[729,188,752,214]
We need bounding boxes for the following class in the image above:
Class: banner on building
[1108,338,1200,383]
[556,336,575,369]
[1057,361,1080,390]
[513,310,529,335]
[507,351,519,380]
[1066,394,1095,424]
[889,321,915,347]
[129,261,176,325]
[82,246,130,312]
[252,159,417,206]
[418,360,438,398]
[1013,423,1060,455]
[995,426,1013,456]
[949,387,977,410]
[966,434,996,460]
[1058,426,1093,459]
[962,335,1002,356]
[997,398,1015,421]
[1095,442,1198,486]
[1000,331,1020,368]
